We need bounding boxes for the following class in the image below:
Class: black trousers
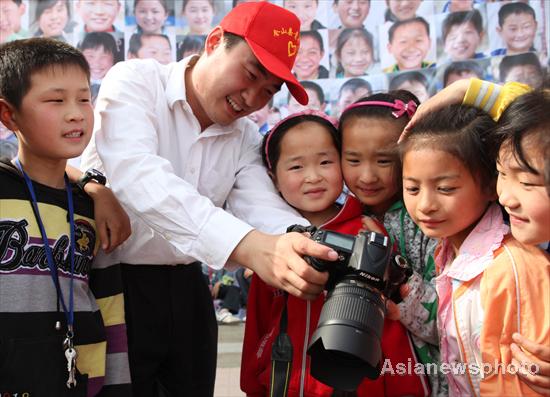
[121,263,218,397]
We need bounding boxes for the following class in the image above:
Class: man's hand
[230,230,337,300]
[511,333,550,396]
[86,183,131,253]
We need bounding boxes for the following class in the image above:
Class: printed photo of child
[332,27,376,78]
[439,8,486,62]
[127,32,172,64]
[488,1,539,56]
[0,0,29,43]
[75,0,124,33]
[382,16,436,72]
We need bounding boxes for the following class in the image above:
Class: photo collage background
[0,0,549,142]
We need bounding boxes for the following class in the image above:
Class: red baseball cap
[220,2,309,105]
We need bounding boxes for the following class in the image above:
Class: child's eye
[288,165,302,171]
[345,158,360,165]
[377,159,393,166]
[46,99,63,103]
[437,186,456,193]
[520,181,543,188]
[404,186,419,194]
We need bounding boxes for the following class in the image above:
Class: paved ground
[214,323,246,397]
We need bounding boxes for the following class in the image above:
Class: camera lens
[307,277,385,391]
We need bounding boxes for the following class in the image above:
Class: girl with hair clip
[334,28,374,78]
[340,91,446,396]
[403,77,550,395]
[400,100,550,396]
[241,109,428,397]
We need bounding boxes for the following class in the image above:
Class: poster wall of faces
[0,0,548,133]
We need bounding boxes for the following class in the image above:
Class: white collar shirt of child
[80,56,306,269]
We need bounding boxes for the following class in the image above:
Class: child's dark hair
[339,90,420,135]
[388,17,430,43]
[338,77,372,98]
[182,0,214,13]
[35,0,71,32]
[0,38,90,110]
[177,34,205,60]
[443,60,483,86]
[301,30,324,53]
[400,104,498,190]
[288,80,325,104]
[389,71,428,91]
[442,9,483,42]
[335,28,373,76]
[78,31,118,56]
[129,33,171,56]
[135,0,168,13]
[496,89,550,195]
[499,53,542,83]
[498,2,536,27]
[261,112,340,171]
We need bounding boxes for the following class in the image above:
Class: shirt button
[190,167,196,174]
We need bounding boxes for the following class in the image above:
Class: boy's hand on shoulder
[86,184,131,253]
[511,333,550,395]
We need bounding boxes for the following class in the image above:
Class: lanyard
[14,158,76,331]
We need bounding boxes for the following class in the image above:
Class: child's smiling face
[388,21,431,70]
[498,12,537,54]
[497,139,550,245]
[444,21,482,61]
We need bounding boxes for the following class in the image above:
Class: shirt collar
[436,202,509,281]
[165,55,198,110]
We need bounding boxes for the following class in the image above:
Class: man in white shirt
[80,2,337,396]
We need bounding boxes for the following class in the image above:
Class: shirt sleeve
[89,61,254,269]
[463,78,532,121]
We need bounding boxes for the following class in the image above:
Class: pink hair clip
[264,109,338,170]
[343,99,417,119]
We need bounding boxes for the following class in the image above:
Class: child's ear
[205,26,224,55]
[0,99,18,132]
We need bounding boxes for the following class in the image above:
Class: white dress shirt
[81,57,307,269]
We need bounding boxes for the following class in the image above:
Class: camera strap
[269,293,293,397]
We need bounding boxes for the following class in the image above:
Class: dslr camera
[288,225,412,391]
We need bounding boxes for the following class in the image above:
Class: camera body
[306,228,411,302]
[288,226,412,391]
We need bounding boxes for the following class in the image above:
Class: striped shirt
[0,160,131,396]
